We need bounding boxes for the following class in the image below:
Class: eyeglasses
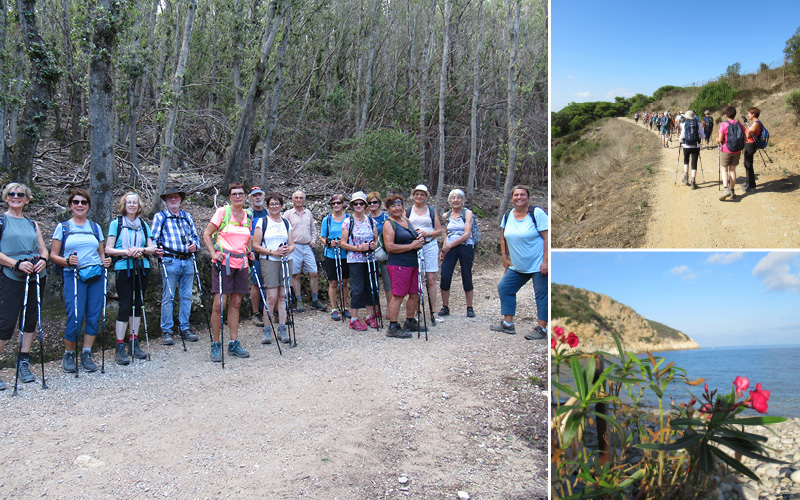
[390,201,403,207]
[331,201,343,206]
[368,200,380,205]
[230,192,246,197]
[71,199,89,206]
[352,202,365,207]
[7,192,26,199]
[268,203,282,208]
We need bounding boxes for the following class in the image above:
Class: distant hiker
[679,110,706,190]
[0,183,48,388]
[491,185,548,341]
[50,190,113,373]
[339,191,380,331]
[660,112,671,148]
[634,112,639,123]
[366,191,392,304]
[284,190,326,313]
[246,186,267,327]
[702,110,714,149]
[105,192,156,364]
[152,186,201,347]
[320,194,350,321]
[438,189,476,319]
[406,184,442,322]
[742,107,763,193]
[202,183,252,362]
[717,106,747,201]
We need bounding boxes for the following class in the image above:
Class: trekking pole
[674,146,681,185]
[158,245,185,351]
[35,272,47,389]
[12,272,31,396]
[280,244,296,347]
[216,263,225,369]
[334,243,345,316]
[718,145,721,191]
[191,254,213,343]
[698,153,706,183]
[72,252,80,378]
[101,260,107,373]
[416,248,428,341]
[251,263,281,354]
[419,247,436,330]
[366,252,383,329]
[135,259,151,361]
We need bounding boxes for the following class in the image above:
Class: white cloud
[753,252,800,292]
[670,265,698,280]
[575,92,591,98]
[670,265,689,275]
[706,252,744,264]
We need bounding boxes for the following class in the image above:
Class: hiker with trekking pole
[339,191,380,332]
[406,184,442,325]
[439,189,477,319]
[492,185,549,341]
[717,106,747,201]
[284,190,327,313]
[320,194,350,322]
[0,183,49,392]
[381,193,424,339]
[366,191,392,305]
[246,186,268,328]
[152,185,201,348]
[678,110,706,190]
[105,192,157,365]
[703,110,715,149]
[252,192,295,345]
[50,190,112,374]
[203,183,252,364]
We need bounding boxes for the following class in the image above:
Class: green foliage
[784,26,800,74]
[646,319,684,341]
[725,62,741,79]
[552,99,632,138]
[652,85,683,101]
[551,283,613,331]
[759,61,770,72]
[786,89,800,118]
[332,129,421,193]
[690,81,736,114]
[552,137,607,166]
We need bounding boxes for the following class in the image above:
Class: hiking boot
[210,342,222,362]
[691,180,697,190]
[115,343,130,365]
[180,329,199,342]
[525,325,548,340]
[730,189,736,201]
[81,350,98,372]
[349,319,368,331]
[62,352,77,373]
[295,301,305,313]
[228,340,250,358]
[490,321,516,335]
[130,340,147,360]
[403,318,427,332]
[386,323,412,339]
[161,332,174,345]
[466,307,475,318]
[277,325,290,344]
[344,309,351,320]
[312,300,328,311]
[261,325,273,344]
[251,313,264,327]
[18,358,35,383]
[331,310,341,321]
[438,305,450,317]
[682,174,688,186]
[365,316,379,329]
[719,187,732,201]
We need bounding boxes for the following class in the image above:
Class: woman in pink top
[717,106,747,201]
[203,182,253,362]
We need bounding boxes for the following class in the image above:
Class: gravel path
[0,265,547,499]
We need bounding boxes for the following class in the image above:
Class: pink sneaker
[349,319,368,331]
[365,316,379,329]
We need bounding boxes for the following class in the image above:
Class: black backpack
[502,206,546,234]
[683,118,700,147]
[725,120,745,152]
[702,116,714,131]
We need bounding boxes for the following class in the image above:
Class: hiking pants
[440,243,474,293]
[683,147,700,171]
[743,143,757,188]
[497,269,547,322]
[63,269,104,343]
[160,257,195,334]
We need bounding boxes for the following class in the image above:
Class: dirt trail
[619,117,800,248]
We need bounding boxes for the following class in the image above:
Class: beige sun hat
[412,184,429,196]
[350,191,368,205]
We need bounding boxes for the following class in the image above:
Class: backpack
[661,116,670,128]
[753,120,769,149]
[442,208,481,246]
[502,206,546,234]
[725,120,745,152]
[212,205,252,247]
[59,220,102,257]
[683,118,700,147]
[703,116,714,131]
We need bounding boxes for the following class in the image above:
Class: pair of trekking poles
[331,240,384,330]
[415,244,436,341]
[12,257,48,395]
[673,144,706,186]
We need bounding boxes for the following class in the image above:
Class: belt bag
[78,264,103,283]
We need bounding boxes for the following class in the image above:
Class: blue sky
[552,1,800,111]
[552,251,800,347]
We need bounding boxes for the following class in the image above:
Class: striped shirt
[151,209,201,254]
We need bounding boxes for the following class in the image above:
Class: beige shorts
[720,151,741,168]
[261,259,291,288]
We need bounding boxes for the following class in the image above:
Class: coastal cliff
[552,283,699,354]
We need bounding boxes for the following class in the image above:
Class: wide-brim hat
[412,184,429,196]
[350,191,368,205]
[160,185,185,201]
[685,110,695,119]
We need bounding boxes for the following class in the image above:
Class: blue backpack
[683,118,700,147]
[753,120,769,149]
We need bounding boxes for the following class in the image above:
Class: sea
[649,345,800,418]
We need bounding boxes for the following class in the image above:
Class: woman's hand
[68,253,79,267]
[102,255,113,268]
[214,250,225,262]
[32,258,46,274]
[540,260,548,275]
[277,245,289,256]
[502,255,511,272]
[18,260,35,274]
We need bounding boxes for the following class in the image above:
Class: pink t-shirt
[210,206,252,269]
[719,120,747,154]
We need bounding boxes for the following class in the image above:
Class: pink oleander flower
[554,326,565,338]
[733,376,750,396]
[699,403,712,413]
[551,337,557,349]
[749,383,771,414]
[566,332,579,348]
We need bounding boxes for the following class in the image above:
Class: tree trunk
[358,0,379,135]
[404,1,416,135]
[87,0,120,227]
[222,0,284,188]
[10,0,60,186]
[261,2,291,188]
[419,3,434,180]
[231,0,245,108]
[498,0,520,219]
[435,0,451,207]
[0,0,8,170]
[467,0,483,199]
[152,0,198,215]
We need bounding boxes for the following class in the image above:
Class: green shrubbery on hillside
[690,81,736,114]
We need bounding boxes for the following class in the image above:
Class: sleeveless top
[387,219,418,268]
[445,210,474,246]
[1,215,42,281]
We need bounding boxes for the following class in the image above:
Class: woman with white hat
[340,191,379,331]
[406,184,442,321]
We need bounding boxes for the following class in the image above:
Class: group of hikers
[0,181,548,392]
[633,106,767,198]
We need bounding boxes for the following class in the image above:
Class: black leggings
[682,147,699,171]
[348,262,376,309]
[116,268,149,321]
[440,244,474,292]
[0,271,42,340]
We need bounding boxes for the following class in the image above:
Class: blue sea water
[649,345,800,418]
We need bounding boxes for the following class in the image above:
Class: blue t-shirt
[371,211,389,236]
[320,214,348,260]
[52,220,104,269]
[249,208,268,235]
[500,208,548,274]
[108,218,152,271]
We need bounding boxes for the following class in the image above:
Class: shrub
[784,26,800,74]
[332,129,421,193]
[786,89,800,119]
[690,81,736,114]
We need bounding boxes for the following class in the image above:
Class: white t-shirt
[257,216,293,262]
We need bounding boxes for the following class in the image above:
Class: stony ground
[0,264,548,500]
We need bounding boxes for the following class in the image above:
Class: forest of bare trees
[0,0,547,224]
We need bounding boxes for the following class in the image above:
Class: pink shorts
[388,265,419,297]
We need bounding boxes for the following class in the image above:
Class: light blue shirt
[500,207,548,274]
[52,220,104,269]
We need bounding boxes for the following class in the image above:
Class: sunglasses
[71,199,89,206]
[352,202,365,207]
[331,201,343,206]
[7,192,26,199]
[368,200,380,205]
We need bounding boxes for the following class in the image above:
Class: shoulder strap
[282,217,289,233]
[60,221,70,256]
[428,205,435,223]
[405,206,411,218]
[0,214,5,242]
[346,215,354,244]
[92,222,102,242]
[114,215,123,241]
